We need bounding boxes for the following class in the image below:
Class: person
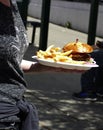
[0,0,84,130]
[73,40,103,101]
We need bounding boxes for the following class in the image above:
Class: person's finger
[0,0,10,7]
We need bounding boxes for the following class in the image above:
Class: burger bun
[62,39,93,53]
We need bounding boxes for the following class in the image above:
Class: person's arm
[0,0,10,7]
[20,60,38,73]
[21,60,84,73]
[21,60,63,73]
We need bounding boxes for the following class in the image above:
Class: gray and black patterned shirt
[0,0,29,104]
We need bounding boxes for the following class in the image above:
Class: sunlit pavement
[24,17,103,130]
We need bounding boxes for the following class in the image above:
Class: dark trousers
[0,122,20,130]
[81,49,103,94]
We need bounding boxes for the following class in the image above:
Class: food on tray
[62,39,93,53]
[36,40,96,65]
[37,45,73,62]
[62,39,93,62]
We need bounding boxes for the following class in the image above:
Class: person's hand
[92,44,98,50]
[96,40,103,49]
[92,40,103,50]
[0,0,10,7]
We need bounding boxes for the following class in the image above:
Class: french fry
[36,45,86,65]
[50,47,61,52]
[60,50,72,56]
[46,45,54,51]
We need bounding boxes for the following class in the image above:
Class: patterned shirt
[0,0,29,104]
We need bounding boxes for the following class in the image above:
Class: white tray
[32,56,98,71]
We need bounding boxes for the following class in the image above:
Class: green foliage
[65,21,72,29]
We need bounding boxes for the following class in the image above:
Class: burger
[62,39,93,62]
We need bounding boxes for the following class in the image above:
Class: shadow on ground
[25,89,103,130]
[24,45,103,130]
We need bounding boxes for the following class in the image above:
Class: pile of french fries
[36,45,87,64]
